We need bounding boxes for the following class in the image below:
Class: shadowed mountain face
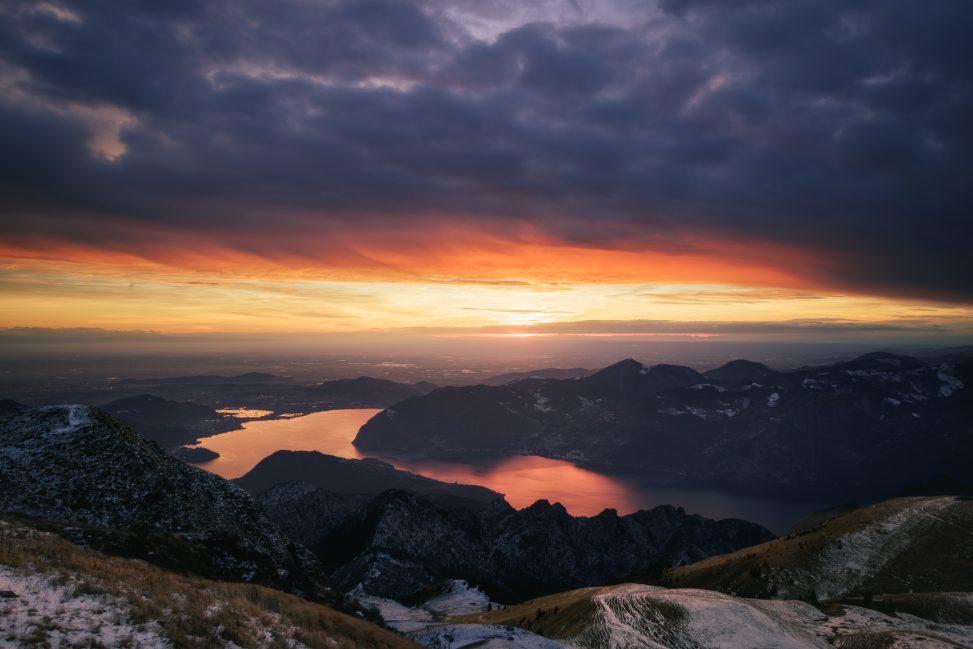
[703,359,775,382]
[309,377,437,408]
[480,367,593,386]
[252,482,774,603]
[7,374,439,421]
[102,394,234,447]
[235,450,501,509]
[0,406,324,595]
[355,353,973,491]
[0,399,27,416]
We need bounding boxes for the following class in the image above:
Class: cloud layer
[1,0,971,301]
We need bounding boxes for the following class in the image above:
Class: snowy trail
[919,500,973,538]
[586,586,828,649]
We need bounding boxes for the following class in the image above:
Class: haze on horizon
[1,0,972,349]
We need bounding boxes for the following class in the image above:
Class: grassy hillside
[456,586,607,640]
[0,517,419,649]
[661,496,973,600]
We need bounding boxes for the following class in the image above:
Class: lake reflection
[194,408,379,478]
[194,409,830,533]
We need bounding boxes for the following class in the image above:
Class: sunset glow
[1,0,971,345]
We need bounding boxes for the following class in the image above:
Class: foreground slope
[449,583,973,649]
[0,405,322,593]
[665,496,973,600]
[0,518,418,649]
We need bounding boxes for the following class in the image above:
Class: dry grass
[832,631,896,649]
[663,497,973,599]
[0,518,419,649]
[454,586,603,639]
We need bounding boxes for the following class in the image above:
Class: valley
[4,1,971,643]
[1,350,971,648]
[189,407,833,532]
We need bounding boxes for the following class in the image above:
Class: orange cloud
[0,220,824,293]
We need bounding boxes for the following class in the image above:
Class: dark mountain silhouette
[704,359,775,382]
[254,483,774,603]
[0,406,324,595]
[102,394,234,447]
[90,375,439,419]
[235,450,500,509]
[116,372,292,386]
[356,353,973,491]
[481,367,592,386]
[897,473,973,497]
[311,377,437,407]
[0,399,27,416]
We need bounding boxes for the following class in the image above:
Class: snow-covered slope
[439,583,973,649]
[0,518,419,649]
[0,566,170,648]
[668,496,973,600]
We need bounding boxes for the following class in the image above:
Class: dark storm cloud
[0,0,971,300]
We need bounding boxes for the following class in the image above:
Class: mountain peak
[836,351,927,374]
[594,358,645,374]
[704,359,775,381]
[0,399,29,416]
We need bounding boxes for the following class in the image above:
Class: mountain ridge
[252,481,775,603]
[355,352,973,491]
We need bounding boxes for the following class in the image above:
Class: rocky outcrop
[256,484,774,603]
[0,405,323,595]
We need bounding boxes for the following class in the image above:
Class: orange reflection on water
[194,408,378,479]
[390,454,642,516]
[193,408,640,515]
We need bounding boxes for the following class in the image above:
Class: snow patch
[767,392,780,407]
[845,369,902,383]
[409,623,563,648]
[689,383,727,393]
[533,394,554,413]
[0,566,170,648]
[585,585,825,649]
[356,580,501,634]
[38,405,92,439]
[658,408,686,416]
[571,584,973,649]
[937,367,964,397]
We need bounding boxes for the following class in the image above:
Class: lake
[194,409,832,534]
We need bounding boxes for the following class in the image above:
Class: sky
[1,0,972,344]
